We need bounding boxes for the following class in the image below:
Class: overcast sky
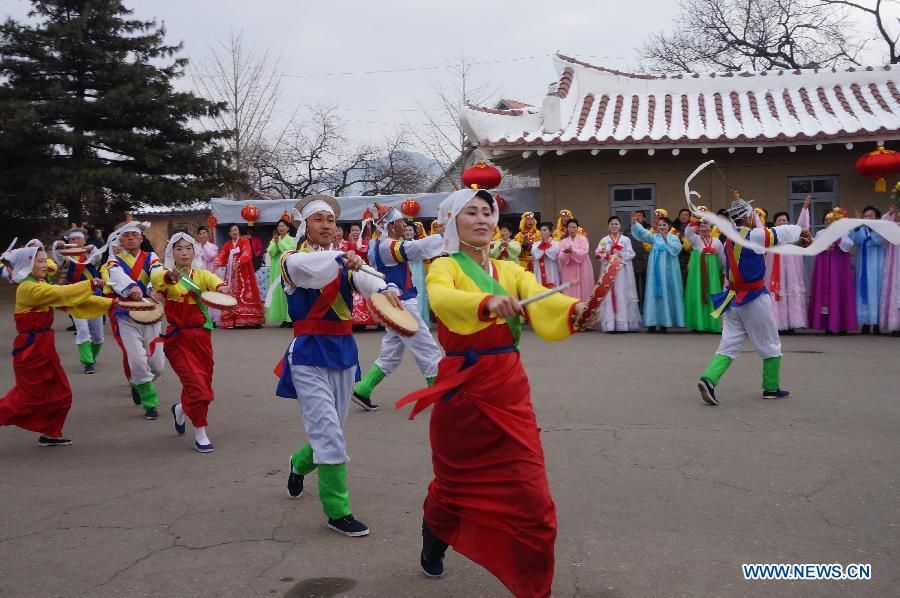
[4,0,898,149]
[4,0,684,145]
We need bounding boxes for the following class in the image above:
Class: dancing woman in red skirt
[397,189,598,597]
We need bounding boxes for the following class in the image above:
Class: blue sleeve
[630,222,652,243]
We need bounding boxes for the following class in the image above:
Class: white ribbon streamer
[684,160,900,255]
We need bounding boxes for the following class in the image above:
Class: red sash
[128,251,148,280]
[71,255,88,282]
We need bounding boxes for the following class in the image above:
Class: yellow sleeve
[196,269,225,292]
[509,262,578,342]
[150,268,169,293]
[15,280,100,312]
[68,295,114,319]
[47,258,58,277]
[426,258,493,335]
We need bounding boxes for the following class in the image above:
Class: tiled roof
[461,53,900,151]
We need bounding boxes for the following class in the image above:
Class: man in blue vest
[352,203,444,411]
[698,196,812,405]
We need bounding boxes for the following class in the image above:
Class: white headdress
[164,232,204,270]
[64,228,87,241]
[4,246,40,283]
[292,195,341,239]
[436,188,498,255]
[108,221,150,252]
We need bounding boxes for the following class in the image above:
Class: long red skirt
[0,310,72,437]
[220,260,264,328]
[163,327,214,427]
[398,324,557,598]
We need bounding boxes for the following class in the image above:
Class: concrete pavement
[1,305,898,597]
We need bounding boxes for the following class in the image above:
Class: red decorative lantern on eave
[207,213,218,228]
[280,211,292,223]
[240,203,260,226]
[401,198,420,220]
[855,146,900,192]
[493,193,506,213]
[362,208,374,221]
[462,161,502,190]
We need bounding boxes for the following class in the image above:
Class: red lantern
[207,214,218,228]
[362,208,374,220]
[401,198,420,220]
[855,146,900,192]
[462,161,502,190]
[493,193,506,213]
[280,211,292,223]
[240,203,260,226]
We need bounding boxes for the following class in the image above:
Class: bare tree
[192,30,286,196]
[254,106,428,198]
[819,0,900,64]
[413,54,498,191]
[641,0,874,72]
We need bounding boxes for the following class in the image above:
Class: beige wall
[138,214,208,254]
[538,143,894,247]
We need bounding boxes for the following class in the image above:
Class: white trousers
[715,294,782,360]
[374,298,441,377]
[74,316,104,345]
[117,315,165,385]
[291,363,354,465]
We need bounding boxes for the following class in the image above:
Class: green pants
[291,443,351,520]
[132,380,159,410]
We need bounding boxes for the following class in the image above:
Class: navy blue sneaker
[420,550,444,578]
[194,441,214,453]
[171,404,185,435]
[38,436,72,447]
[352,392,380,412]
[131,386,141,405]
[84,364,95,375]
[327,514,369,537]
[762,388,791,399]
[144,407,158,420]
[287,466,304,498]
[698,378,719,405]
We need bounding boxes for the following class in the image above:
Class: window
[787,176,838,234]
[609,184,656,231]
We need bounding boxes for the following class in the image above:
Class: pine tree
[0,0,239,223]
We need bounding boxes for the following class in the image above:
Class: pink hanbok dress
[558,234,594,302]
[879,211,900,333]
[765,207,808,331]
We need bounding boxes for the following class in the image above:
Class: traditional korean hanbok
[213,237,264,328]
[489,239,521,263]
[765,208,809,331]
[1,247,112,442]
[266,234,295,324]
[558,234,594,302]
[848,223,885,327]
[397,188,582,598]
[808,232,857,333]
[683,225,725,333]
[630,222,685,328]
[879,211,900,334]
[594,234,641,332]
[531,239,561,287]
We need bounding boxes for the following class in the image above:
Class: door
[609,184,656,232]
[787,176,838,234]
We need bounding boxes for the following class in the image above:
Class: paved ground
[1,301,898,597]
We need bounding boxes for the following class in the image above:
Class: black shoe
[660,326,668,333]
[287,466,304,498]
[698,378,719,405]
[861,325,871,335]
[838,331,847,336]
[762,388,791,399]
[327,514,369,537]
[873,325,881,335]
[421,521,448,578]
[38,436,72,447]
[84,364,95,375]
[352,392,380,412]
[144,407,159,420]
[131,387,141,405]
[171,404,185,435]
[280,321,292,328]
[647,326,657,333]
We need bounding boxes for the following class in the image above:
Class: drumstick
[519,280,579,307]
[339,257,386,280]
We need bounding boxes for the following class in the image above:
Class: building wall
[138,214,208,254]
[538,143,892,247]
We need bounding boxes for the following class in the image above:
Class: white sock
[174,403,186,426]
[194,426,211,446]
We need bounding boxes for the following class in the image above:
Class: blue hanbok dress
[848,225,885,326]
[630,222,685,328]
